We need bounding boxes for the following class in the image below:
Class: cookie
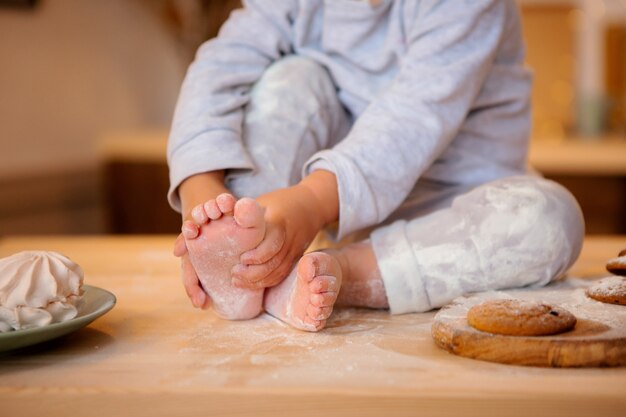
[586,276,626,306]
[606,253,626,276]
[467,299,577,336]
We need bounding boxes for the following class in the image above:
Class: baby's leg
[227,56,351,198]
[286,176,585,319]
[263,252,342,332]
[370,176,585,314]
[183,193,265,320]
[263,244,392,331]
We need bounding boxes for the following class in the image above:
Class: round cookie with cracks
[467,299,577,336]
[586,276,626,306]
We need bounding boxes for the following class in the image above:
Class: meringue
[0,251,84,332]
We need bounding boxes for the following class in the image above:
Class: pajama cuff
[167,129,254,212]
[370,220,432,314]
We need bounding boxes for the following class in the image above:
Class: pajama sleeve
[304,0,508,240]
[167,0,296,211]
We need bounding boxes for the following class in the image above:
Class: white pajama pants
[224,57,585,314]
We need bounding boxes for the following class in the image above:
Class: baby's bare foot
[264,252,342,331]
[183,193,265,320]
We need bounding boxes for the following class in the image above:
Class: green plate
[0,285,116,353]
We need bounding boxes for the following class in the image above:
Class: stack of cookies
[585,248,626,306]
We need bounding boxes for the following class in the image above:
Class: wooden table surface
[1,235,625,417]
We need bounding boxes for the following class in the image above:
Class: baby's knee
[530,177,584,238]
[251,56,334,105]
[264,56,326,80]
[465,176,581,226]
[499,176,584,243]
[464,176,584,275]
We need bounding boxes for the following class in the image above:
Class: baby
[167,0,585,331]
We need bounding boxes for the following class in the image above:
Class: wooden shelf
[529,137,626,176]
[99,131,626,176]
[98,130,168,163]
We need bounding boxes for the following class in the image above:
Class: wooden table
[1,235,625,417]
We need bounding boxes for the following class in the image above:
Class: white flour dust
[173,307,443,387]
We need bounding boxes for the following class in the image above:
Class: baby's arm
[300,0,511,242]
[231,170,339,289]
[167,0,297,212]
[167,0,298,306]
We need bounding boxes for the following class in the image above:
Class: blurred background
[0,0,624,236]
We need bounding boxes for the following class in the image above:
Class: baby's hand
[231,184,327,289]
[173,233,211,309]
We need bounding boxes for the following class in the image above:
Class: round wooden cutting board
[432,279,626,367]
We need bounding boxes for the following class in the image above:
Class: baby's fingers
[240,226,285,265]
[173,233,188,257]
[181,254,211,309]
[231,254,292,289]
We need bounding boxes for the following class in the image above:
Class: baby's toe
[215,193,236,214]
[191,204,209,225]
[302,316,325,331]
[311,291,338,308]
[181,220,199,239]
[233,197,265,229]
[307,304,333,321]
[310,276,340,293]
[204,199,222,220]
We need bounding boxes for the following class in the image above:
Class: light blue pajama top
[167,0,532,240]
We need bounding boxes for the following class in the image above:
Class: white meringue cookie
[0,251,84,332]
